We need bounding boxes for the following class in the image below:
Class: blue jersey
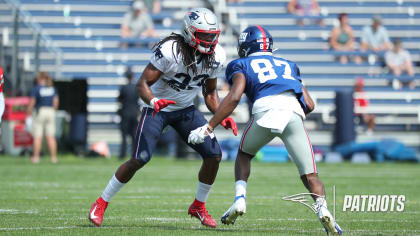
[225,54,306,111]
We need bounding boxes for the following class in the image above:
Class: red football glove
[221,117,238,136]
[151,98,176,117]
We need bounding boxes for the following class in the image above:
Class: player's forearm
[137,64,162,105]
[137,78,155,105]
[208,94,239,129]
[302,86,315,114]
[204,92,220,114]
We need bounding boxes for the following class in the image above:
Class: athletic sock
[315,196,327,208]
[195,181,212,204]
[101,175,125,202]
[235,180,247,198]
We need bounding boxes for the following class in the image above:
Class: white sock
[195,181,212,203]
[235,180,247,198]
[101,175,125,202]
[316,196,327,208]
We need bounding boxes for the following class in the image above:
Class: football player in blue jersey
[89,8,237,228]
[188,25,342,235]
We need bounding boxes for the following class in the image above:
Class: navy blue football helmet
[237,25,273,58]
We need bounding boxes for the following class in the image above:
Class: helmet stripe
[256,25,267,52]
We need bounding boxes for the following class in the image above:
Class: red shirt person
[354,77,375,133]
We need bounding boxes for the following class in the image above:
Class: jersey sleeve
[292,63,302,83]
[208,44,226,79]
[225,60,244,85]
[149,41,177,74]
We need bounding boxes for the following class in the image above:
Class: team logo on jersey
[154,46,164,60]
[239,32,248,43]
[188,12,200,21]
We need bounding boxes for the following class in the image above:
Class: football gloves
[188,124,215,145]
[150,98,176,117]
[188,117,237,145]
[221,117,238,136]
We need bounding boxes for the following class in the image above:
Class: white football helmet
[182,8,220,54]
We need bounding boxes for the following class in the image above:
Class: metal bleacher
[1,0,420,151]
[224,0,420,148]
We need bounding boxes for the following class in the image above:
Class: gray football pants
[239,111,318,175]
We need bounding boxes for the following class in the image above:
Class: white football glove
[188,124,215,145]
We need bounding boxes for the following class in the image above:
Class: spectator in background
[143,0,161,14]
[288,0,323,26]
[121,0,156,47]
[27,72,59,164]
[385,38,415,89]
[361,15,391,53]
[353,77,375,134]
[330,13,361,64]
[118,67,140,159]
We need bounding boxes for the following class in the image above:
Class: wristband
[207,124,214,132]
[149,97,159,107]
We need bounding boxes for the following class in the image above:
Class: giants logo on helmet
[239,33,248,43]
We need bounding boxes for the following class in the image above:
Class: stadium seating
[224,0,420,149]
[1,0,419,153]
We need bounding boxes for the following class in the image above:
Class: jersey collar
[248,52,273,57]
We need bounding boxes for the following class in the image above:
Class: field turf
[0,155,419,235]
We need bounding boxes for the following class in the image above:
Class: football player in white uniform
[89,8,237,228]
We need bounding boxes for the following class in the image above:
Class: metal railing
[2,0,63,95]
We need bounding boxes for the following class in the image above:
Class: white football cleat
[317,205,343,235]
[221,195,246,225]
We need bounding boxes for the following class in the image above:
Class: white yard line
[256,217,420,223]
[0,209,39,214]
[0,225,418,235]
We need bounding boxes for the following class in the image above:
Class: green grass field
[0,155,419,235]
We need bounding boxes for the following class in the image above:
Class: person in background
[330,13,360,64]
[353,77,375,134]
[27,72,59,163]
[361,15,391,53]
[118,67,140,159]
[385,38,415,89]
[0,67,5,123]
[121,0,157,47]
[143,0,161,14]
[288,0,323,26]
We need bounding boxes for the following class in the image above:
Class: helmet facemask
[190,26,220,54]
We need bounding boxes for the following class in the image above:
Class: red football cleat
[188,202,217,228]
[89,197,108,227]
